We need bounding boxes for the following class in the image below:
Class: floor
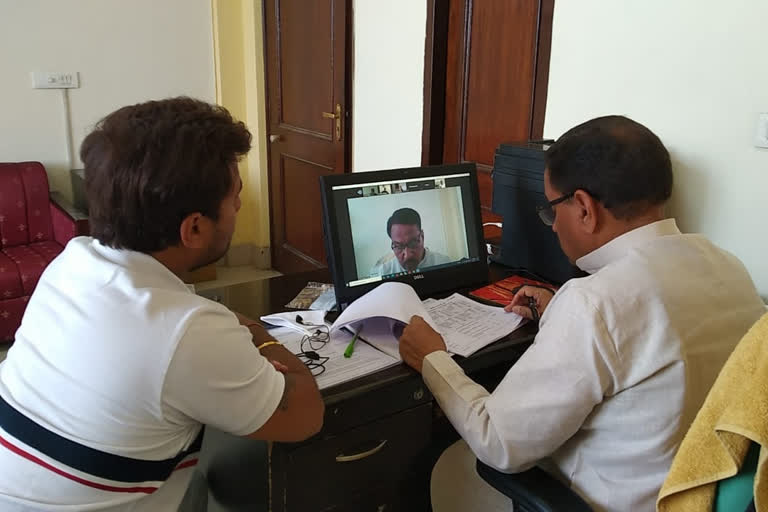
[0,265,281,364]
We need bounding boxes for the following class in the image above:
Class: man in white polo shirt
[399,116,766,511]
[0,97,323,510]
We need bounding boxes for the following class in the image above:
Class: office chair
[475,462,593,512]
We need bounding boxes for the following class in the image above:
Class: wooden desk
[199,266,535,512]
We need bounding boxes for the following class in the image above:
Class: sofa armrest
[50,192,89,246]
[475,461,594,512]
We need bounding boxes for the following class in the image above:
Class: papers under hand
[330,282,526,359]
[423,294,526,357]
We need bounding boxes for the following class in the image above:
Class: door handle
[321,103,343,142]
[335,439,387,462]
[269,134,282,143]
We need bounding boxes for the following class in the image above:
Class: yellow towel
[657,312,768,511]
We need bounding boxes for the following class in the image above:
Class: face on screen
[390,223,425,271]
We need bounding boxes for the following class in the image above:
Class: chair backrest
[0,162,54,249]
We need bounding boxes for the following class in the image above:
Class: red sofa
[0,162,86,342]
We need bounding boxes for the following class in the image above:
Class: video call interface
[329,172,482,288]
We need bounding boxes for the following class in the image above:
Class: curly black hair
[80,97,252,252]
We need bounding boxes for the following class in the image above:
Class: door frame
[421,0,555,165]
[261,0,354,271]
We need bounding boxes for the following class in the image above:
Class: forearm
[233,311,275,346]
[423,351,531,472]
[260,343,316,379]
[255,343,324,439]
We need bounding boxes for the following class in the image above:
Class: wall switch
[756,113,768,149]
[31,71,80,89]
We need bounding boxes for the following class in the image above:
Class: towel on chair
[657,312,768,511]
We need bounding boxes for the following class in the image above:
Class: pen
[343,326,362,358]
[527,296,540,323]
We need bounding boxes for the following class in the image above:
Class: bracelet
[257,340,281,350]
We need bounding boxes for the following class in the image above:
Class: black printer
[490,141,583,285]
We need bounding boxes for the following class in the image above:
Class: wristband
[257,340,281,350]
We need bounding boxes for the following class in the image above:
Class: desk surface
[202,265,536,409]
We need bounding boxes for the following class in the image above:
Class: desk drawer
[281,403,431,511]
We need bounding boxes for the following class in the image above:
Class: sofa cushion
[0,296,29,342]
[0,242,63,297]
[0,252,23,301]
[0,162,54,249]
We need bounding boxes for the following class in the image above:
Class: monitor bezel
[320,163,489,306]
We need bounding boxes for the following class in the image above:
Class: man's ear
[179,212,211,249]
[572,189,599,234]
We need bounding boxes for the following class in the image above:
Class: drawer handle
[335,440,387,462]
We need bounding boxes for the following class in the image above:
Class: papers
[260,310,326,335]
[332,282,437,328]
[268,327,399,390]
[309,288,337,311]
[285,281,336,310]
[263,281,526,390]
[423,294,526,356]
[331,282,525,358]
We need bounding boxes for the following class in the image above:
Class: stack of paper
[330,282,526,358]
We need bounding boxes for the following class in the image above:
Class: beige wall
[0,0,215,197]
[212,0,270,251]
[544,0,768,297]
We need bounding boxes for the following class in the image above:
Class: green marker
[343,326,362,358]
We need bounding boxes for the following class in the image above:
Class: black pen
[527,296,540,323]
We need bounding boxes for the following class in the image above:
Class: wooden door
[264,0,350,273]
[440,0,554,233]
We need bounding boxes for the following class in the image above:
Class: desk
[199,266,535,512]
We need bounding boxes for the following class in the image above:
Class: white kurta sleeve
[422,287,620,472]
[161,305,286,436]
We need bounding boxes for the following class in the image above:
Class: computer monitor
[320,163,488,306]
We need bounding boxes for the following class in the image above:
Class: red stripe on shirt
[0,433,197,494]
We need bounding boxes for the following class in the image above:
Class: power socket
[31,71,80,89]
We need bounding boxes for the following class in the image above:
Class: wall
[544,0,768,297]
[212,0,271,254]
[0,0,215,198]
[352,0,427,172]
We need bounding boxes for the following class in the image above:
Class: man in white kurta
[398,116,766,512]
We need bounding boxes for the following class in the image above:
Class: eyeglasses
[536,193,574,226]
[391,231,423,253]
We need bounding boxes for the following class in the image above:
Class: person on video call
[370,208,452,275]
[397,116,766,512]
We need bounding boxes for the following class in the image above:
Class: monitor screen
[320,163,488,305]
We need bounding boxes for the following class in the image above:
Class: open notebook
[330,282,526,359]
[263,282,526,390]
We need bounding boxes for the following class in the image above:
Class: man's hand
[504,286,555,319]
[398,315,448,373]
[269,360,289,373]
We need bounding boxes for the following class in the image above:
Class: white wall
[544,1,768,297]
[0,0,215,197]
[352,0,426,172]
